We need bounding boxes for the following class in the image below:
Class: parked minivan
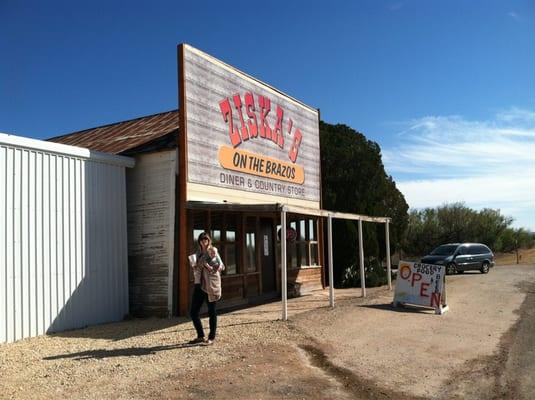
[421,243,495,275]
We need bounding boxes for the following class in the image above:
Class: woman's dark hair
[197,231,211,246]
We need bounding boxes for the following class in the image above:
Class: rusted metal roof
[48,110,178,155]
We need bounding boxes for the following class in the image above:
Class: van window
[474,245,490,254]
[458,246,469,255]
[466,246,479,255]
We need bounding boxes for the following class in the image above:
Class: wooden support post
[328,215,334,308]
[281,209,288,321]
[386,220,392,290]
[358,219,366,297]
[177,44,189,316]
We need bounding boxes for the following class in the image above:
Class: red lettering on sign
[288,128,302,163]
[233,94,249,141]
[430,292,441,308]
[218,92,305,162]
[258,95,272,139]
[399,265,411,280]
[287,118,293,137]
[273,105,284,148]
[244,92,258,138]
[411,272,422,287]
[219,98,241,147]
[420,282,430,297]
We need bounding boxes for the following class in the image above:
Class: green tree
[320,122,409,286]
[403,203,514,256]
[496,228,534,253]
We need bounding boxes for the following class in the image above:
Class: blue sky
[1,1,534,230]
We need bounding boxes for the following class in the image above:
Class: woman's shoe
[205,339,215,345]
[188,337,206,344]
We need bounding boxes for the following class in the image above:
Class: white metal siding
[0,134,132,343]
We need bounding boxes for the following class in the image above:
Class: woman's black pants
[190,284,217,340]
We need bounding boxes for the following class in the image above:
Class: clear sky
[2,1,534,230]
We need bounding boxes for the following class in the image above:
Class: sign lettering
[393,261,446,313]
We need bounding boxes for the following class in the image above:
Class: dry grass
[495,247,535,265]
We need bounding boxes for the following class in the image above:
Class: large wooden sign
[178,44,320,208]
[393,261,449,314]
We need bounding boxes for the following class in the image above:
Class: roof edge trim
[0,132,135,168]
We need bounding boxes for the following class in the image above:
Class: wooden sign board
[178,44,320,209]
[393,261,449,315]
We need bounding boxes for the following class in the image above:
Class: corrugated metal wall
[1,136,132,343]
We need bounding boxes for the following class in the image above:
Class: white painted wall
[0,133,134,343]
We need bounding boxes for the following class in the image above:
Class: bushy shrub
[340,257,388,288]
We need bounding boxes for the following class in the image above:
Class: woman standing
[189,232,224,345]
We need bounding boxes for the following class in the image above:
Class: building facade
[49,45,330,318]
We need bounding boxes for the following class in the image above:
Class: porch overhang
[186,201,392,321]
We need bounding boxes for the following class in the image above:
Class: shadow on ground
[360,303,436,314]
[48,317,189,341]
[43,321,265,361]
[43,342,206,360]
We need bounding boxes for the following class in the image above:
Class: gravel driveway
[1,264,534,399]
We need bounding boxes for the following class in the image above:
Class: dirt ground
[1,264,534,399]
[495,247,535,265]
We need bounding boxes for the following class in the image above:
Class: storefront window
[245,217,256,272]
[226,244,237,274]
[294,218,319,267]
[299,220,306,240]
[190,210,241,276]
[211,212,222,243]
[308,219,319,266]
[288,221,298,267]
[210,212,238,275]
[309,219,315,241]
[192,211,207,244]
[298,242,307,266]
[277,218,319,268]
[310,242,319,266]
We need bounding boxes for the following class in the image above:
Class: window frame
[281,217,320,269]
[210,212,239,276]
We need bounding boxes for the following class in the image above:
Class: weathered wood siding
[288,266,323,294]
[182,44,321,209]
[126,150,176,317]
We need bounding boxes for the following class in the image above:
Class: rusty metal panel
[0,133,131,343]
[49,110,178,155]
[181,44,321,208]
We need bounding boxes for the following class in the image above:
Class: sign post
[393,261,449,315]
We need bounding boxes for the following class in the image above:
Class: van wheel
[446,263,456,275]
[480,262,490,274]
